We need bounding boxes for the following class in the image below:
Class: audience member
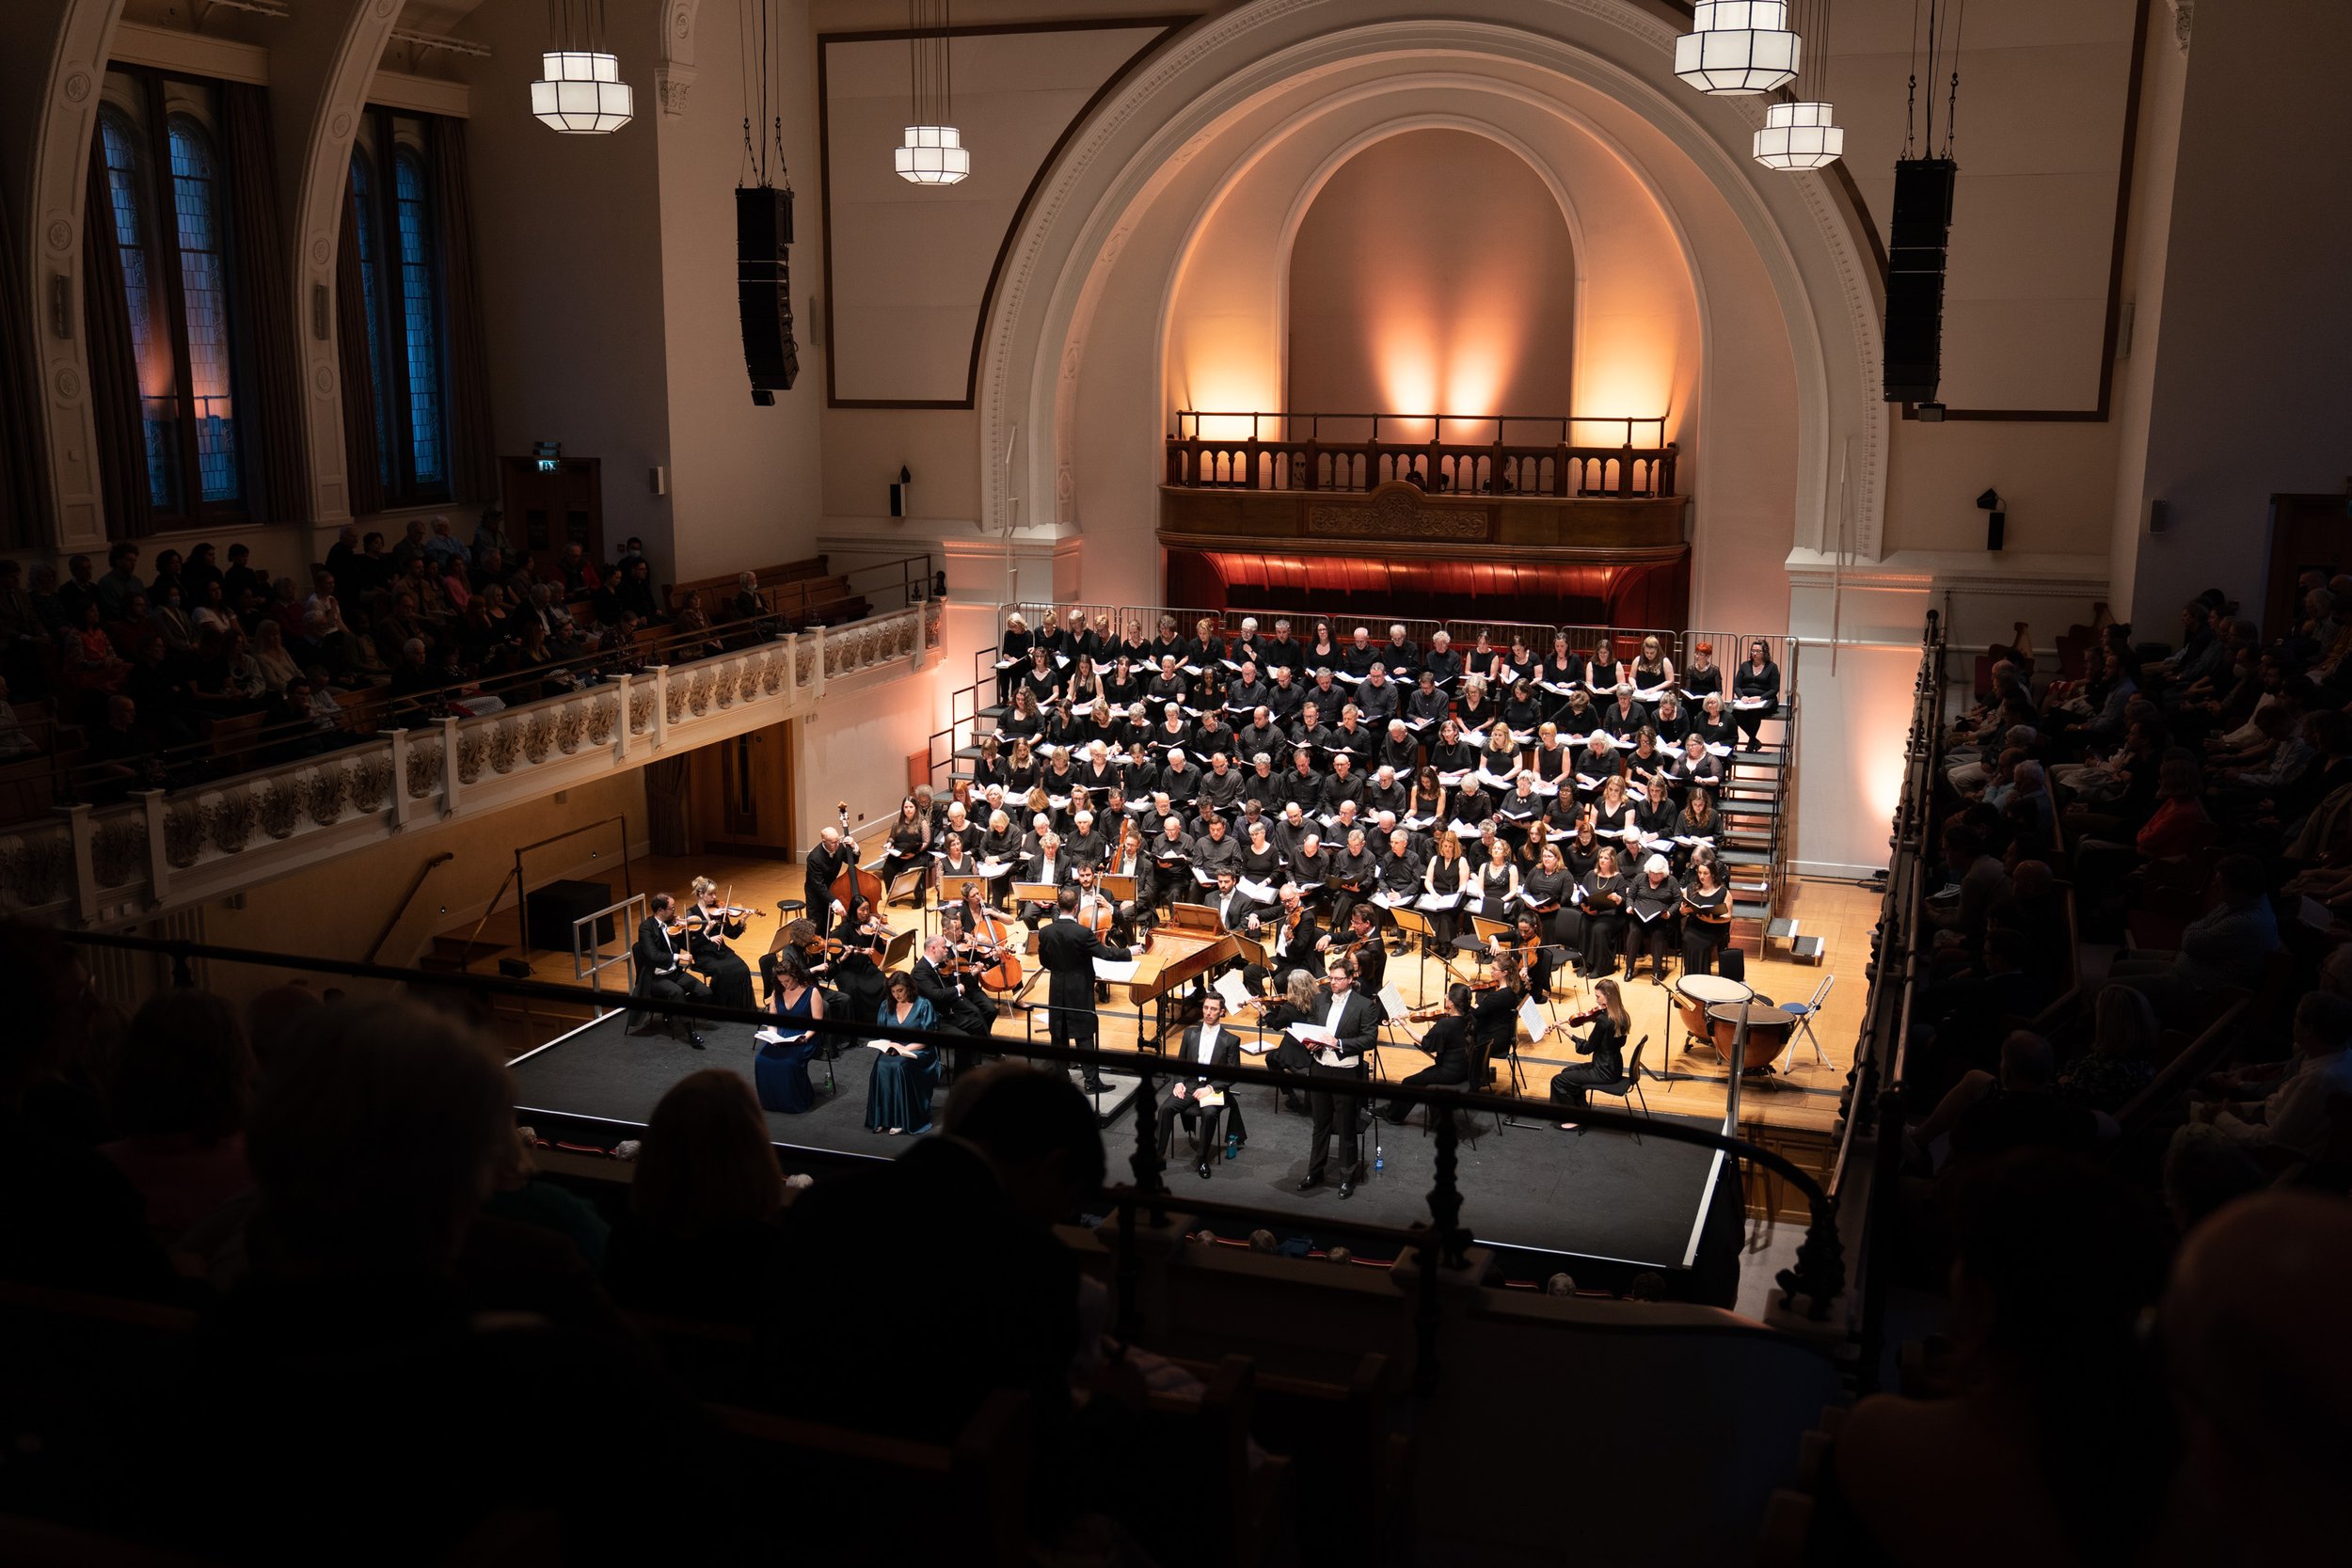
[604,1069,786,1324]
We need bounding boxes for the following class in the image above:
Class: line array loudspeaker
[736,186,800,404]
[1883,157,1957,405]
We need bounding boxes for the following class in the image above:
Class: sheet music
[1416,891,1462,911]
[994,657,1019,670]
[1378,984,1406,1021]
[1734,697,1771,710]
[1286,1022,1338,1045]
[1631,904,1663,924]
[1237,877,1279,904]
[1517,997,1548,1041]
[1093,958,1141,981]
[1214,970,1253,1011]
[971,859,1013,878]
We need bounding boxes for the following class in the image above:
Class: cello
[958,881,1024,993]
[828,800,884,912]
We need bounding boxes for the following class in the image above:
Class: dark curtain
[219,82,309,527]
[428,116,496,505]
[0,194,51,547]
[82,144,152,541]
[335,172,385,518]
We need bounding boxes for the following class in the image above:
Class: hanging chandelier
[1753,0,1845,168]
[532,0,634,134]
[1676,1,1803,96]
[895,0,969,184]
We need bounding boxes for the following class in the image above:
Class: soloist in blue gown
[864,996,939,1132]
[755,984,820,1115]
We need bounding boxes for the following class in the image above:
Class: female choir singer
[865,971,939,1135]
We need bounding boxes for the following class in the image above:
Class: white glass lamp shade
[532,51,635,134]
[1676,2,1803,95]
[1754,102,1845,170]
[895,125,971,185]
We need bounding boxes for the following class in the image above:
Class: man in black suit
[804,825,849,940]
[1155,995,1243,1179]
[1035,885,1133,1094]
[1325,904,1387,999]
[912,932,994,1074]
[1295,957,1382,1196]
[1240,882,1321,996]
[626,893,707,1047]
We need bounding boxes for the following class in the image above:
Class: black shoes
[1337,1180,1356,1199]
[1296,1176,1325,1193]
[681,1031,707,1049]
[1081,1077,1109,1094]
[1282,1092,1310,1114]
[1197,1162,1212,1180]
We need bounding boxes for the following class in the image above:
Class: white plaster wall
[2123,0,2352,625]
[654,0,827,579]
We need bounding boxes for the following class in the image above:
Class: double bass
[829,800,885,911]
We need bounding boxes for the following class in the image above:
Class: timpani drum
[1707,1002,1797,1072]
[1675,974,1751,1049]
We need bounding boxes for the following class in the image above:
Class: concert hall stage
[510,1009,1743,1296]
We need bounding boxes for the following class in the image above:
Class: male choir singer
[1295,957,1381,1197]
[1156,994,1243,1180]
[1036,884,1133,1095]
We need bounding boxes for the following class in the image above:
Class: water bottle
[1374,1147,1385,1173]
[1226,1131,1240,1163]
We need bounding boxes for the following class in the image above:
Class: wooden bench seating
[664,555,832,618]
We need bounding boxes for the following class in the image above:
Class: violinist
[686,877,756,1009]
[1321,904,1387,998]
[831,895,894,1021]
[1378,983,1474,1125]
[1551,976,1630,1130]
[1494,910,1553,1003]
[912,931,994,1071]
[1469,956,1528,1087]
[627,892,709,1048]
[1241,882,1322,997]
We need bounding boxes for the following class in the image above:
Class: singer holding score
[1293,957,1383,1198]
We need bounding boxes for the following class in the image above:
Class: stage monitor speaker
[736,186,800,400]
[1883,157,1958,404]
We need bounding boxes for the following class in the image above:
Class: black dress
[1550,1014,1626,1109]
[686,910,756,1010]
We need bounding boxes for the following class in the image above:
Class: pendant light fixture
[1754,0,1845,168]
[1676,1,1803,96]
[894,0,970,184]
[532,0,635,134]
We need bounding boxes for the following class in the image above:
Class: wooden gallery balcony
[1160,412,1689,626]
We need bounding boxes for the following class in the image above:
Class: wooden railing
[1166,411,1677,498]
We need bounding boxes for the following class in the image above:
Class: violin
[1565,1005,1606,1026]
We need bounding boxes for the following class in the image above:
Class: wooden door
[684,720,796,860]
[500,455,605,577]
[2264,493,2352,641]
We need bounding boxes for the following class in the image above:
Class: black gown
[686,909,755,1010]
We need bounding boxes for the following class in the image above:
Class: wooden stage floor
[452,855,1872,1200]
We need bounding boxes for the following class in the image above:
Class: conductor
[1035,884,1133,1095]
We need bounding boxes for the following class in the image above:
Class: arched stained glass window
[393,149,446,487]
[167,115,238,503]
[349,151,393,486]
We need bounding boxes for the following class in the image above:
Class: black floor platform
[512,1012,1734,1281]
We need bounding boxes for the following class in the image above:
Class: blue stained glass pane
[168,119,238,504]
[350,155,392,487]
[393,151,444,486]
[100,115,179,513]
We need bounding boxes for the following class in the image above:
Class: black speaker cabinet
[525,879,616,953]
[737,185,800,398]
[1883,157,1958,404]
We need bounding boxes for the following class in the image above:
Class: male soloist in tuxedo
[1156,995,1245,1179]
[1296,958,1382,1196]
[627,892,709,1047]
[1035,884,1133,1094]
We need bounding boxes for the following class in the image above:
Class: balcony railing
[1167,411,1677,499]
[0,598,945,927]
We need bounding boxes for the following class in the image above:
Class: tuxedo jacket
[1303,988,1383,1067]
[1166,1025,1242,1091]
